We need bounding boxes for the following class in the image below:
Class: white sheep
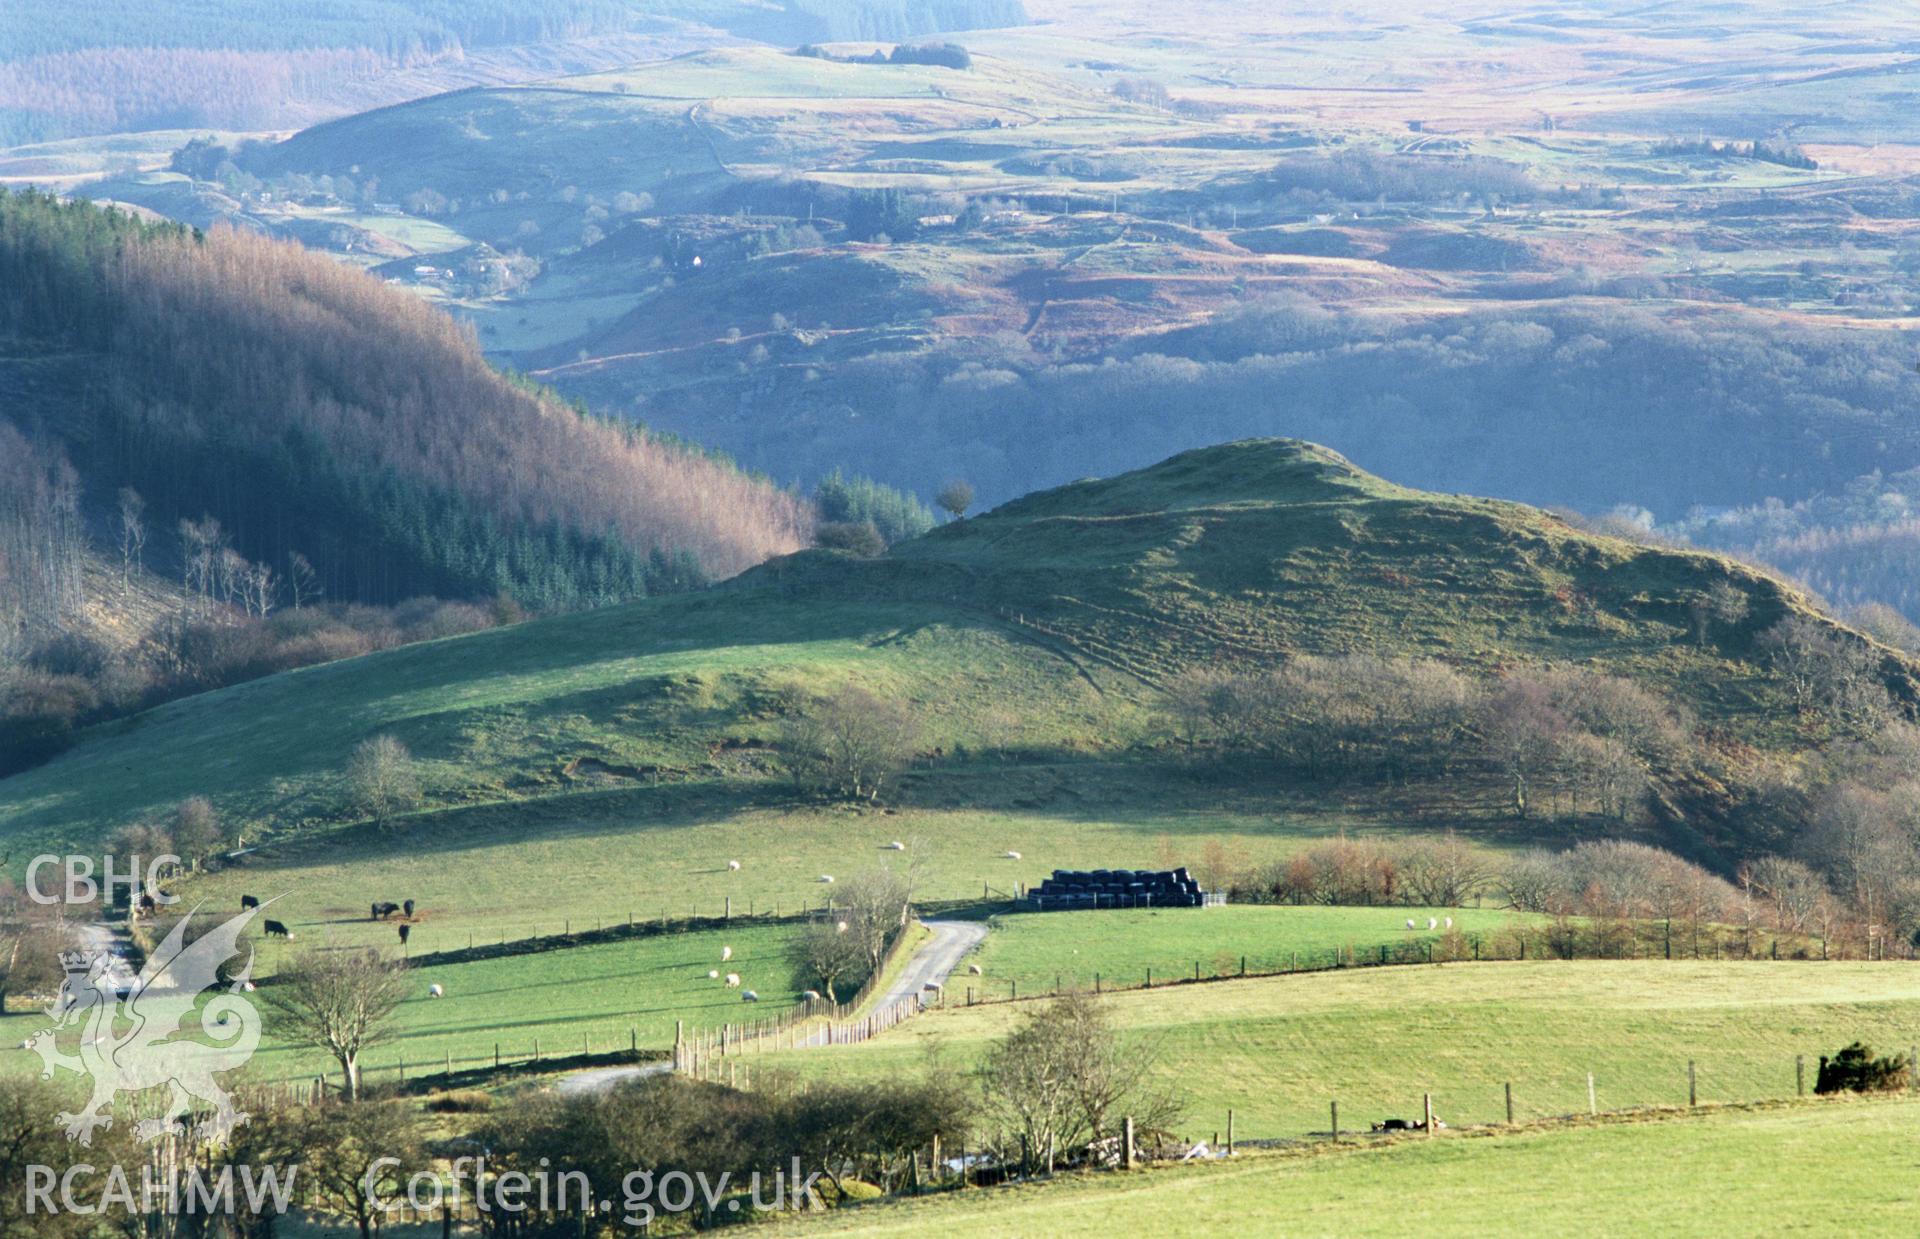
[1405,919,1416,930]
[725,973,741,987]
[819,875,835,884]
[1444,917,1454,929]
[967,963,983,975]
[428,984,444,998]
[886,841,905,850]
[1003,850,1022,860]
[721,946,733,962]
[836,920,849,932]
[708,969,720,979]
[803,990,821,1002]
[727,860,741,871]
[1427,918,1438,931]
[742,990,759,1002]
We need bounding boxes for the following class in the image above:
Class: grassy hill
[0,438,1899,887]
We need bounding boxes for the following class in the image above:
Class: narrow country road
[556,918,989,1094]
[555,1059,672,1096]
[880,919,988,1008]
[78,922,140,993]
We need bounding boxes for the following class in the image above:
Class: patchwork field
[756,961,1920,1140]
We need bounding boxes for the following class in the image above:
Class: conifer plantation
[0,190,811,611]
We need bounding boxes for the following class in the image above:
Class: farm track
[555,919,987,1094]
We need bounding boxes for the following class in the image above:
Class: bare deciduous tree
[115,487,146,592]
[265,949,410,1100]
[171,795,222,869]
[1395,832,1495,906]
[344,734,422,828]
[979,993,1182,1170]
[935,479,974,521]
[781,686,920,802]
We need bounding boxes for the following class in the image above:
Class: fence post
[1505,1081,1514,1125]
[1688,1060,1697,1107]
[1095,972,1101,994]
[493,1043,499,1069]
[1146,967,1151,989]
[1226,1109,1234,1155]
[1240,955,1246,977]
[1796,1055,1805,1096]
[1330,1099,1339,1143]
[1123,1116,1135,1169]
[1423,1093,1435,1135]
[1587,1073,1597,1116]
[725,897,731,921]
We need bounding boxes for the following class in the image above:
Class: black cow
[402,899,415,919]
[371,902,400,920]
[397,924,410,945]
[241,895,259,910]
[264,920,293,939]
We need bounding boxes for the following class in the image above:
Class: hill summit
[751,438,1913,720]
[3,438,1908,856]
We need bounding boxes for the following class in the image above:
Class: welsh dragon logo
[28,903,266,1145]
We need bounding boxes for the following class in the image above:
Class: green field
[961,905,1545,997]
[760,961,1920,1140]
[756,1097,1920,1236]
[0,919,819,1085]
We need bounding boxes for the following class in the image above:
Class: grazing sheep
[967,964,983,975]
[721,946,733,962]
[708,970,720,979]
[803,990,821,1001]
[725,973,741,988]
[727,860,741,871]
[818,875,834,884]
[1405,919,1416,930]
[1444,917,1454,929]
[886,841,905,850]
[428,984,444,998]
[742,991,759,1002]
[836,921,848,932]
[1426,918,1438,931]
[1003,850,1022,860]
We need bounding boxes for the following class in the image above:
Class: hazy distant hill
[0,0,1028,143]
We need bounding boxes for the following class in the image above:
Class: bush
[816,520,887,557]
[1815,1042,1910,1094]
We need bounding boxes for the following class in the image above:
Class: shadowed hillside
[2,438,1903,863]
